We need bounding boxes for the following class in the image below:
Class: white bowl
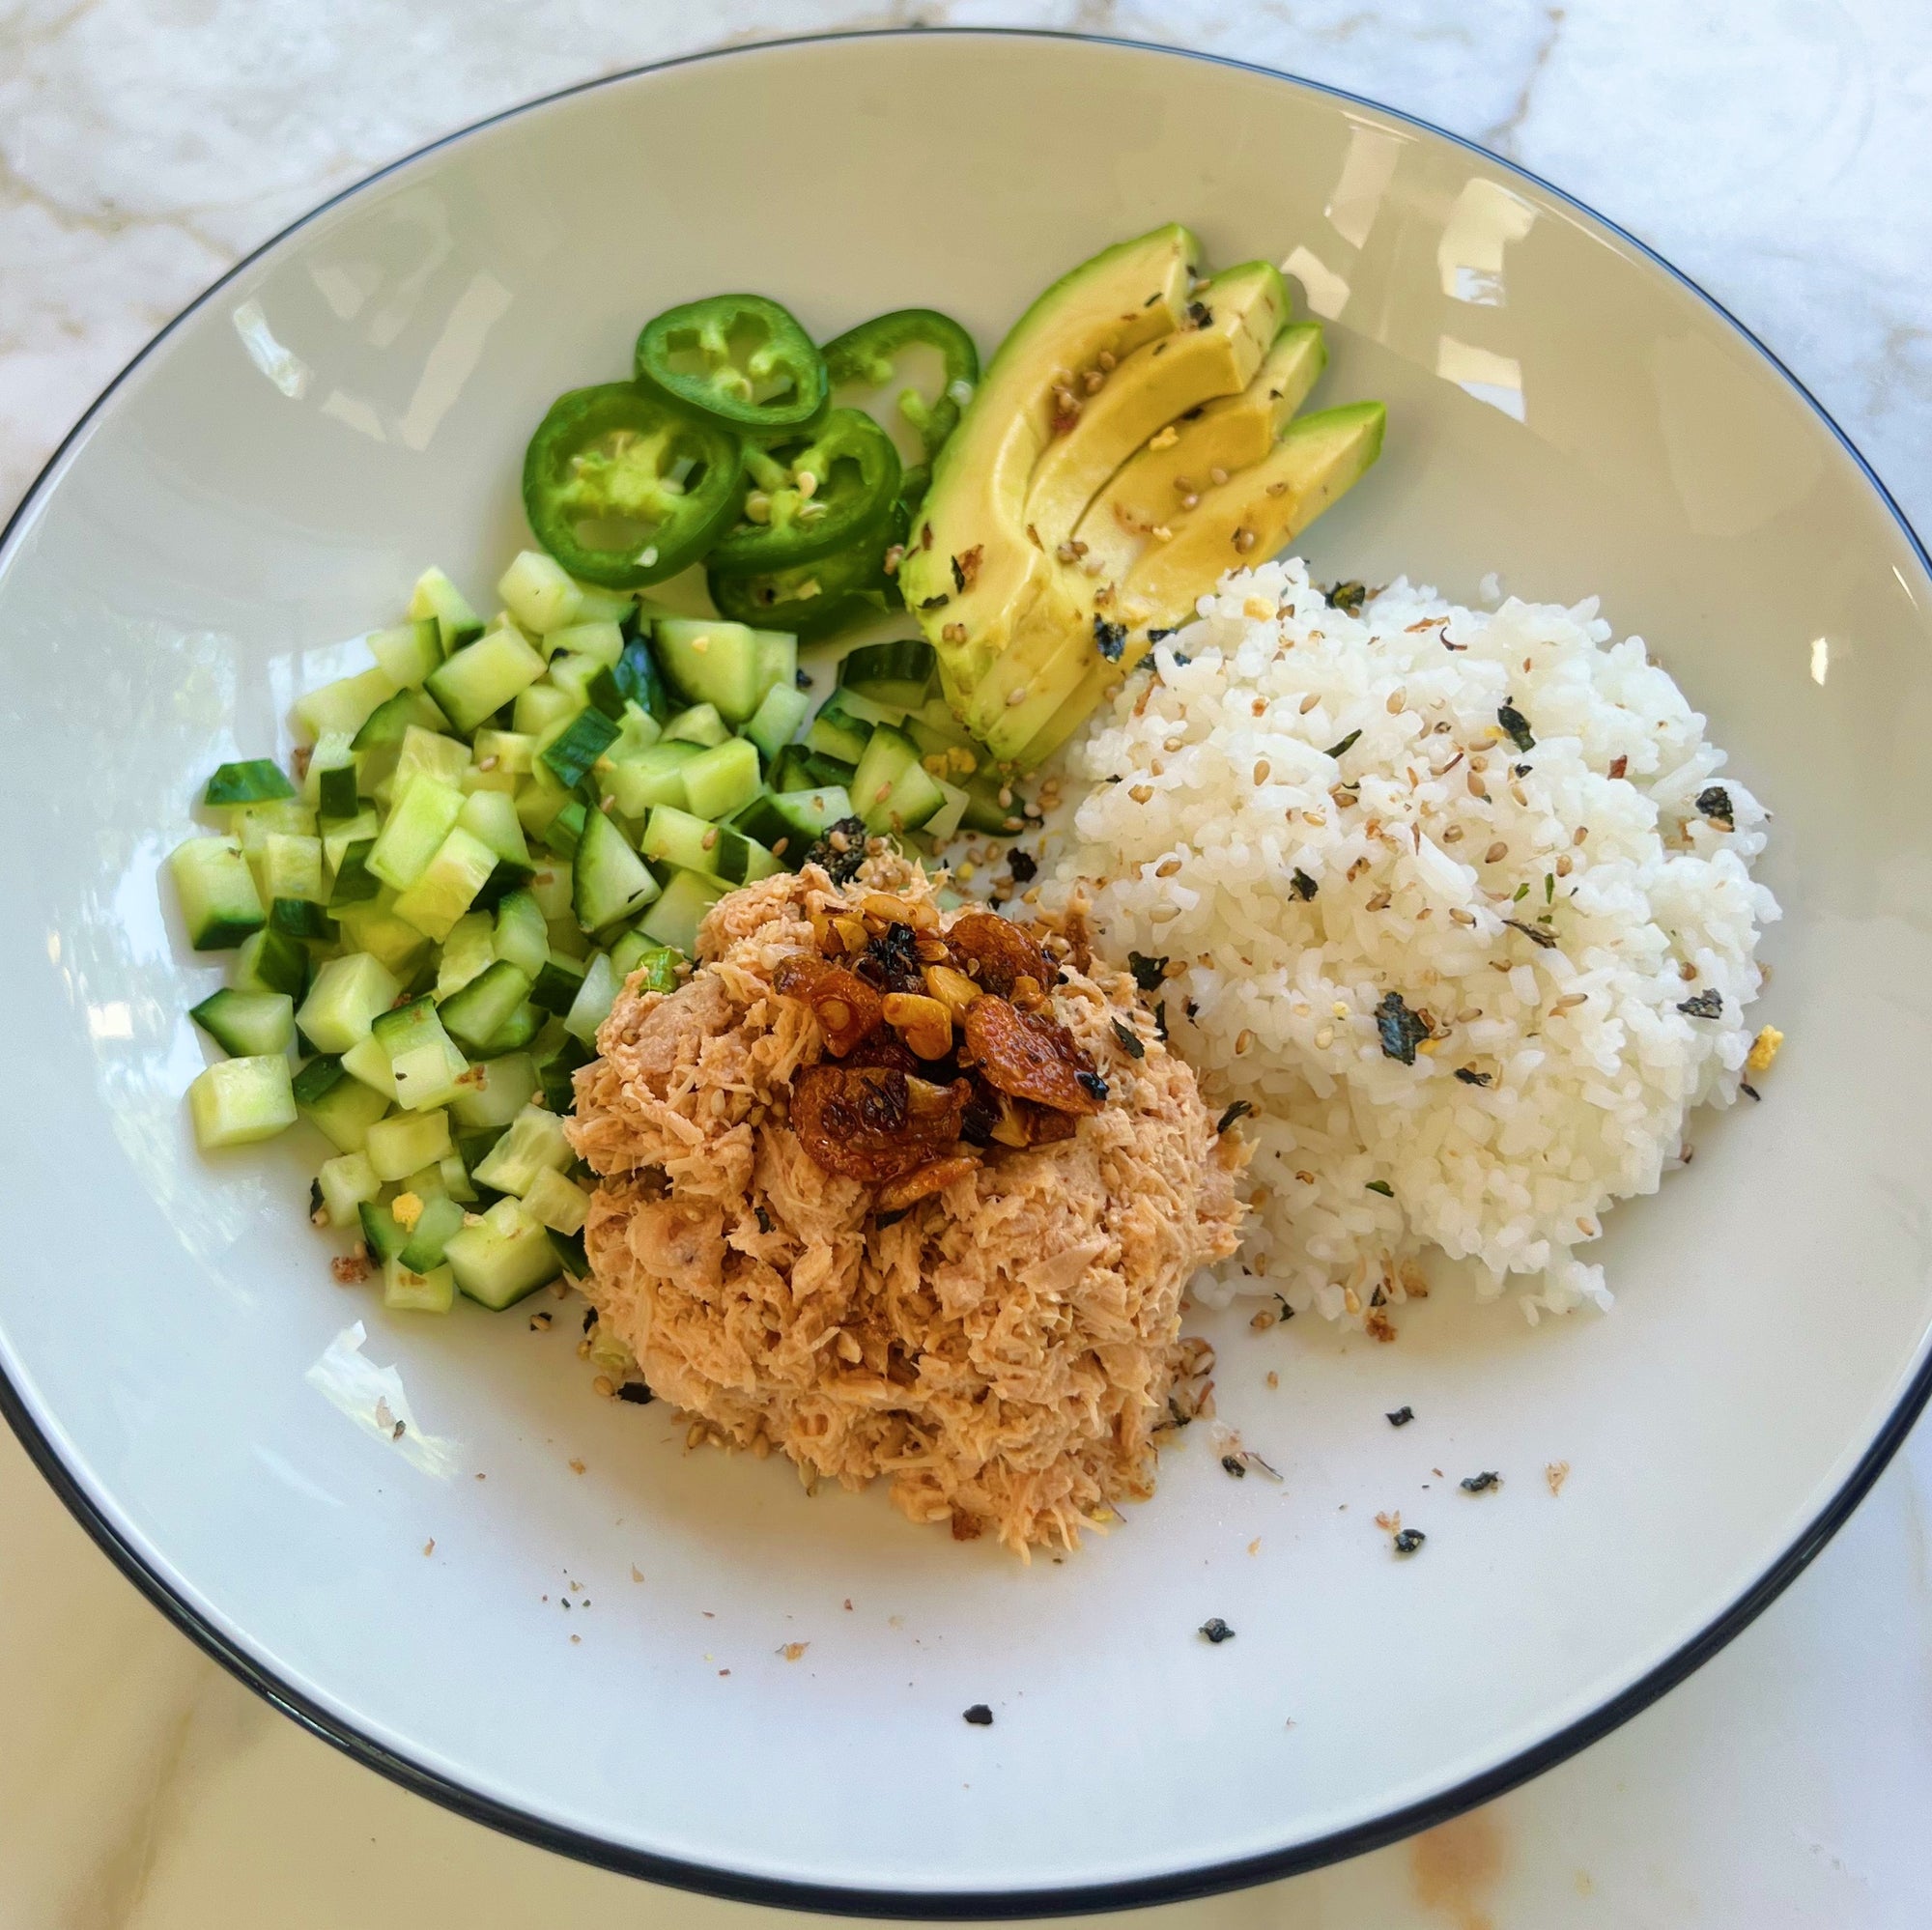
[3,28,1929,1916]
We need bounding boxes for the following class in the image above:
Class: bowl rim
[3,24,1928,1919]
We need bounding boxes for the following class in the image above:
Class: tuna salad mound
[567,849,1244,1554]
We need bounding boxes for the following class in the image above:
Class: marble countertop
[4,3,1930,1924]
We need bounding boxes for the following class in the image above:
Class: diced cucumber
[664,702,730,748]
[806,690,874,765]
[366,1107,452,1183]
[873,757,945,837]
[317,1149,380,1227]
[232,925,309,1000]
[526,863,574,922]
[544,619,625,667]
[491,890,548,979]
[368,775,464,891]
[680,736,762,821]
[543,801,586,860]
[358,1201,410,1263]
[332,899,431,979]
[609,934,681,993]
[471,1105,573,1196]
[383,1256,456,1314]
[466,728,534,794]
[297,951,402,1054]
[839,637,937,710]
[437,1150,478,1203]
[529,952,587,1014]
[498,550,583,636]
[654,617,764,722]
[426,627,547,734]
[304,729,358,808]
[390,724,471,797]
[513,679,581,741]
[609,637,673,723]
[730,785,855,865]
[323,809,382,875]
[600,702,663,764]
[351,687,449,754]
[436,913,497,998]
[398,1194,467,1273]
[340,1034,398,1101]
[368,618,443,689]
[445,1195,560,1310]
[293,1055,392,1151]
[438,959,533,1051]
[745,681,811,763]
[522,1165,591,1235]
[317,763,360,822]
[568,581,635,625]
[534,1029,591,1113]
[640,805,781,886]
[449,1051,538,1131]
[540,707,620,788]
[452,788,527,867]
[572,809,661,932]
[170,837,266,950]
[637,868,727,954]
[268,897,336,944]
[772,745,856,794]
[190,989,294,1059]
[513,764,574,844]
[408,567,482,652]
[473,1000,542,1058]
[751,628,798,706]
[562,951,617,1043]
[846,719,920,823]
[923,778,970,844]
[602,741,700,817]
[295,666,399,742]
[548,650,608,710]
[205,758,295,808]
[833,689,909,728]
[253,832,325,906]
[960,768,1025,837]
[392,824,497,942]
[187,1055,296,1149]
[371,998,469,1112]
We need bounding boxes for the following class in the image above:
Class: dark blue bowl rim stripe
[2,25,1927,1920]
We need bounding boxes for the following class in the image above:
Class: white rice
[1049,557,1777,1321]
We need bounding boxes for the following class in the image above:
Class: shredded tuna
[568,856,1245,1556]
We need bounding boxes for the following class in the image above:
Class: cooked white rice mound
[1051,558,1777,1321]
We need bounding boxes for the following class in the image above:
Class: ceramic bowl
[2,28,1928,1917]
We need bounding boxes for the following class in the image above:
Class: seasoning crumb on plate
[1460,1470,1500,1493]
[963,1703,994,1726]
[1199,1617,1236,1644]
[568,1458,585,1475]
[421,1539,434,1556]
[1393,1527,1427,1555]
[1386,1405,1414,1427]
[1546,1461,1571,1496]
[780,1642,809,1661]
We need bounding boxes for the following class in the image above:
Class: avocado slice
[898,224,1200,713]
[1007,402,1388,768]
[1074,321,1327,582]
[1024,261,1290,553]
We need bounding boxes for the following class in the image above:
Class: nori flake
[1199,1617,1236,1643]
[1325,581,1368,616]
[1740,1080,1762,1101]
[1094,613,1127,662]
[1220,1455,1247,1479]
[1454,1066,1492,1087]
[1076,1070,1110,1103]
[1127,951,1169,993]
[1678,988,1723,1018]
[1007,847,1037,883]
[962,1704,994,1726]
[1290,868,1319,900]
[1393,1528,1427,1555]
[1386,1405,1414,1427]
[1365,1179,1394,1198]
[1148,627,1179,643]
[616,1383,654,1405]
[1497,703,1535,752]
[754,1206,773,1235]
[1460,1471,1500,1493]
[1323,729,1362,760]
[803,816,868,885]
[1111,1018,1146,1060]
[1696,784,1735,830]
[918,593,950,610]
[308,1178,324,1220]
[1153,1000,1169,1042]
[1502,917,1558,950]
[1216,1099,1254,1134]
[1375,990,1430,1064]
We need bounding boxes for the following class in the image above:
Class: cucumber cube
[232,925,309,1000]
[297,951,403,1055]
[189,989,295,1059]
[368,618,443,689]
[398,1194,467,1272]
[562,951,618,1044]
[426,627,547,735]
[513,679,582,742]
[680,736,762,821]
[522,1164,591,1235]
[368,774,465,891]
[491,890,549,979]
[340,1034,398,1101]
[331,900,430,979]
[187,1055,296,1149]
[664,701,730,748]
[366,1107,452,1183]
[497,550,584,636]
[254,832,325,905]
[390,724,471,795]
[471,1104,573,1196]
[436,913,497,999]
[654,618,763,722]
[602,741,699,817]
[205,758,295,808]
[445,1195,561,1309]
[543,619,625,667]
[383,1255,456,1314]
[297,1061,391,1152]
[408,565,482,651]
[744,681,811,763]
[371,998,469,1112]
[317,1150,381,1227]
[637,868,726,954]
[449,1051,538,1131]
[391,825,498,941]
[170,837,266,950]
[438,959,533,1051]
[572,809,660,934]
[457,787,530,865]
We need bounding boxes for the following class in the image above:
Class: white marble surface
[3,2,1930,1923]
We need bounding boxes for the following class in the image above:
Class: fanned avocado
[1074,322,1328,582]
[898,224,1200,715]
[1010,400,1387,768]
